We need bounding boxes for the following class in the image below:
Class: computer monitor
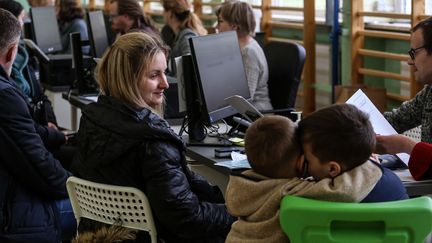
[30,6,63,54]
[86,10,109,58]
[188,31,251,124]
[182,31,250,144]
[70,32,98,95]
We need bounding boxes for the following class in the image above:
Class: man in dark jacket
[0,9,75,242]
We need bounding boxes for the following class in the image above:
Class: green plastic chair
[280,196,432,243]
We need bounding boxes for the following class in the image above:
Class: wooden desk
[186,146,432,197]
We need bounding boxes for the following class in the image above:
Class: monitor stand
[183,134,233,147]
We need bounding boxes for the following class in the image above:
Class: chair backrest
[66,176,157,243]
[280,195,432,243]
[403,126,422,142]
[263,41,306,109]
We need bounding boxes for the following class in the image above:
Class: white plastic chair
[66,176,157,243]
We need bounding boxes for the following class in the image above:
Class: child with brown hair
[298,103,408,202]
[225,104,407,242]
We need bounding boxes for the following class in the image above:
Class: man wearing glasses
[383,17,432,143]
[376,17,432,180]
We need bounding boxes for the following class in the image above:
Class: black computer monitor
[182,31,250,144]
[30,6,63,54]
[86,10,109,58]
[70,32,98,95]
[188,31,250,124]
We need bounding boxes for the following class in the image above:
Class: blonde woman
[72,32,235,243]
[216,0,273,111]
[162,0,206,71]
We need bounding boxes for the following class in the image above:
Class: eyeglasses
[408,45,426,60]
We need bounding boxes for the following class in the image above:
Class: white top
[241,39,273,111]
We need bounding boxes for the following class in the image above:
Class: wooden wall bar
[351,0,428,102]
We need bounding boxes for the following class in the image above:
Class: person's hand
[375,134,417,155]
[47,122,58,130]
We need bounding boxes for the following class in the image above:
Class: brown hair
[0,9,21,55]
[298,104,376,171]
[96,32,169,115]
[110,0,158,34]
[412,17,432,55]
[245,115,300,178]
[56,0,84,23]
[215,0,256,37]
[29,0,53,7]
[162,0,207,35]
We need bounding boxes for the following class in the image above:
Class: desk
[186,146,232,195]
[186,146,432,197]
[62,92,96,130]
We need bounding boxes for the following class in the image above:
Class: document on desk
[215,152,251,169]
[346,89,409,165]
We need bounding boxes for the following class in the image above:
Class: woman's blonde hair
[215,0,256,37]
[162,0,207,36]
[96,32,169,115]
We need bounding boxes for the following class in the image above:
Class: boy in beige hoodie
[225,104,405,243]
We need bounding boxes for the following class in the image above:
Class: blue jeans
[55,198,77,241]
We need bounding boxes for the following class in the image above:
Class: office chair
[403,126,422,142]
[66,176,158,243]
[263,41,306,118]
[280,195,432,243]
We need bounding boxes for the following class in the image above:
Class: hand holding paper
[346,90,410,165]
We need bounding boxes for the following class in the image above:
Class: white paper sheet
[346,89,410,165]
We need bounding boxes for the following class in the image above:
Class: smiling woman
[71,32,235,242]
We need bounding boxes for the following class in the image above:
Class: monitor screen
[189,31,250,124]
[30,6,63,54]
[86,11,109,58]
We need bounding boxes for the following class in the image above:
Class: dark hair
[110,0,158,34]
[0,0,23,18]
[0,8,21,54]
[298,104,376,171]
[412,17,432,55]
[56,0,84,23]
[245,115,300,178]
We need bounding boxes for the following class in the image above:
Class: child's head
[245,115,302,178]
[298,104,376,180]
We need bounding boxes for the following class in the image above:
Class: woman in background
[56,0,89,54]
[108,0,158,37]
[216,0,273,111]
[162,0,206,74]
[72,32,235,242]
